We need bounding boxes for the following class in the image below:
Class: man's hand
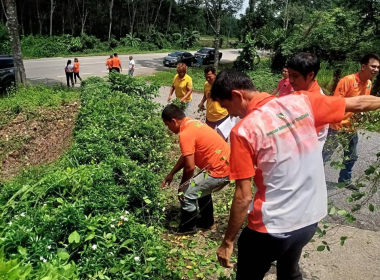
[216,241,234,268]
[177,184,186,202]
[167,96,172,103]
[180,98,186,103]
[198,102,204,109]
[161,173,173,189]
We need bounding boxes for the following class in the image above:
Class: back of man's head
[114,53,118,57]
[110,55,113,58]
[162,104,186,122]
[287,52,320,79]
[211,69,257,101]
[360,53,380,65]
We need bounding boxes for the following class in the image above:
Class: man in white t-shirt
[128,56,135,77]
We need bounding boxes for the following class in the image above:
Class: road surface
[23,49,243,86]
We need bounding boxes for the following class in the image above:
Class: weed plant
[0,73,181,279]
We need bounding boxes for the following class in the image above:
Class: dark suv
[163,51,195,67]
[0,55,15,94]
[194,47,222,65]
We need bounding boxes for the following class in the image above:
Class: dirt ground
[0,102,79,180]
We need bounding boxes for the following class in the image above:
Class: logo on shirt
[367,84,370,89]
[277,113,286,120]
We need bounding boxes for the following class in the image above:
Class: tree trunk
[3,0,27,86]
[50,0,55,36]
[213,15,221,70]
[166,0,172,34]
[108,0,114,41]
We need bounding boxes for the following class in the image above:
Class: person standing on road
[73,58,82,84]
[167,63,193,115]
[64,60,74,88]
[287,53,329,148]
[271,66,294,96]
[198,66,229,129]
[128,56,135,76]
[211,69,380,280]
[112,53,122,73]
[161,104,230,234]
[322,53,380,191]
[106,55,113,73]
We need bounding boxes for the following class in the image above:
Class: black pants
[112,67,120,72]
[66,72,74,87]
[74,72,82,83]
[237,223,317,280]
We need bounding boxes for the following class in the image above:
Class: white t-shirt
[129,60,135,70]
[65,64,74,73]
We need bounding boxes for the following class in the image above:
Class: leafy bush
[0,23,11,54]
[0,74,179,279]
[234,34,261,71]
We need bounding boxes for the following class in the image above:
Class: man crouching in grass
[161,104,230,234]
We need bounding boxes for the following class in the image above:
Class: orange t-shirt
[106,58,113,69]
[329,73,372,130]
[73,62,80,73]
[112,57,121,69]
[179,117,230,178]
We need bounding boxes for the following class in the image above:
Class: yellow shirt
[172,74,193,102]
[329,73,372,131]
[204,81,228,122]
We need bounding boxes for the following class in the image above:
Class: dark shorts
[112,67,120,73]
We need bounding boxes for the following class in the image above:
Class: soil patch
[0,102,79,180]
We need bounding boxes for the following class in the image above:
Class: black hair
[210,69,257,101]
[360,53,380,65]
[161,104,186,121]
[67,59,71,66]
[204,65,216,75]
[287,52,320,79]
[114,53,118,57]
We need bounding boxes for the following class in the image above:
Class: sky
[238,0,249,17]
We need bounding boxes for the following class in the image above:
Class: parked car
[0,55,15,94]
[163,51,195,67]
[194,47,222,65]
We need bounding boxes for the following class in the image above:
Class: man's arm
[216,178,252,268]
[271,84,280,96]
[345,95,380,113]
[168,85,175,102]
[198,94,207,109]
[180,154,195,186]
[181,87,193,102]
[161,156,185,189]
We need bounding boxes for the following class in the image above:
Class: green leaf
[190,181,195,187]
[204,172,209,179]
[56,198,64,204]
[57,248,70,260]
[109,267,121,273]
[120,239,133,248]
[317,245,325,252]
[340,236,348,246]
[85,231,95,241]
[369,204,375,212]
[337,210,347,216]
[68,231,81,244]
[329,206,336,215]
[146,257,156,261]
[17,246,27,256]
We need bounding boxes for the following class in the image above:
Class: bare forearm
[168,86,175,98]
[200,95,207,105]
[345,95,380,113]
[222,179,252,245]
[170,156,185,176]
[180,166,194,186]
[182,89,193,101]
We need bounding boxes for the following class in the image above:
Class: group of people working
[161,53,380,280]
[105,53,135,76]
[64,58,82,87]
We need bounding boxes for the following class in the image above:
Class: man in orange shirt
[210,69,380,279]
[287,52,329,147]
[106,54,113,73]
[112,53,122,73]
[161,104,230,233]
[322,53,380,190]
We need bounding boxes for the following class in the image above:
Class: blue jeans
[181,171,229,212]
[322,128,359,183]
[183,101,192,116]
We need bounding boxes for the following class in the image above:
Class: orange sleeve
[302,92,346,128]
[333,76,352,97]
[229,129,256,180]
[179,131,195,156]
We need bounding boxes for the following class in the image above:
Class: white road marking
[29,77,45,80]
[81,73,93,75]
[57,75,65,78]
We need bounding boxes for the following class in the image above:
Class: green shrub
[0,23,11,54]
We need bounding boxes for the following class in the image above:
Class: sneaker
[345,184,359,191]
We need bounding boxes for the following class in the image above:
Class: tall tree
[203,0,243,69]
[2,0,26,85]
[108,0,114,41]
[49,0,55,36]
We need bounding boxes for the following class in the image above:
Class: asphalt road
[23,49,243,86]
